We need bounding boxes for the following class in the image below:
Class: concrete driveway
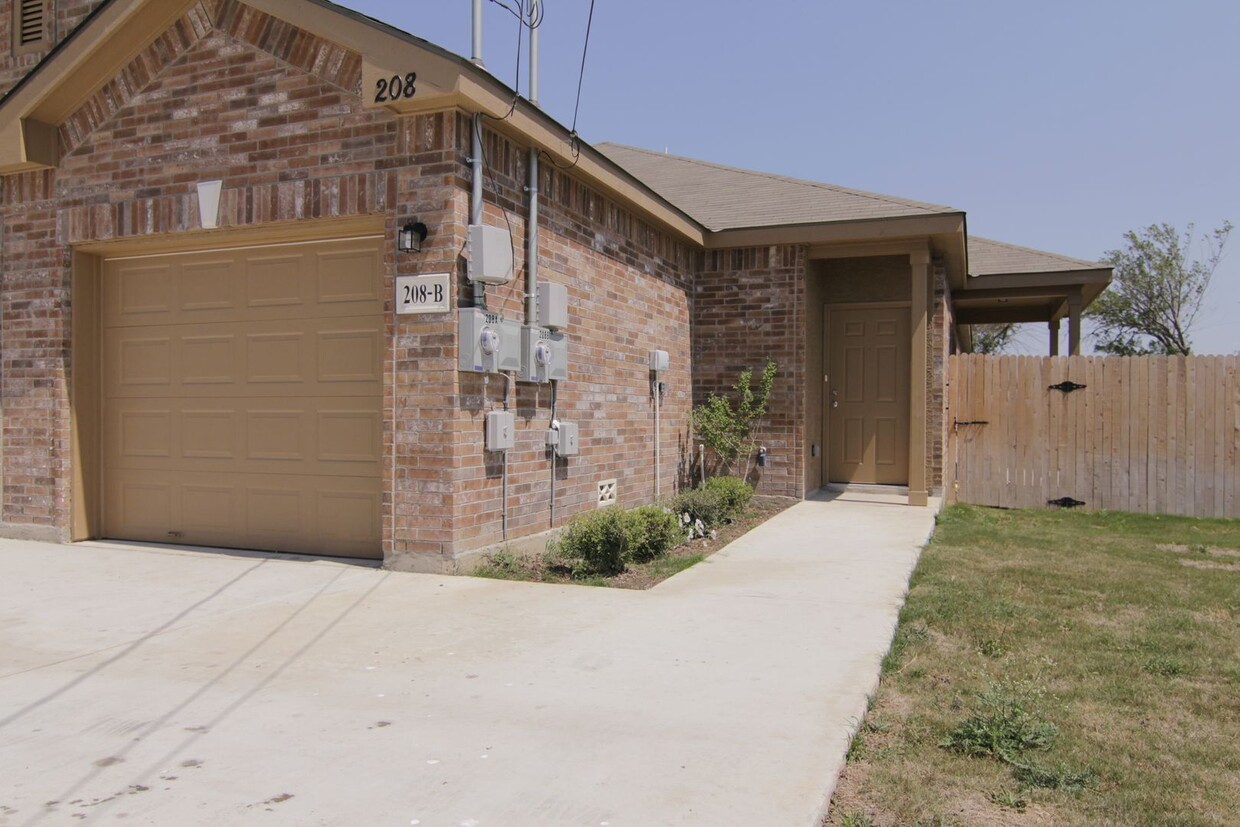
[0,492,935,826]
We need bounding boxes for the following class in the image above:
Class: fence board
[947,354,1240,518]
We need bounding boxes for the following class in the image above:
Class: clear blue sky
[338,0,1240,354]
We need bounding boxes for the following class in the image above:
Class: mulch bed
[477,495,797,590]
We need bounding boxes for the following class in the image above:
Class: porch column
[1049,318,1060,356]
[908,251,929,507]
[1067,289,1083,355]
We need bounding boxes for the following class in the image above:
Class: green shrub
[550,508,637,578]
[669,478,754,531]
[668,486,729,530]
[704,476,753,517]
[626,505,683,563]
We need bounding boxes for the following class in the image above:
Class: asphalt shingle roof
[596,143,959,232]
[967,236,1104,277]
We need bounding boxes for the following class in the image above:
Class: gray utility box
[486,411,515,452]
[467,224,514,285]
[537,282,569,330]
[554,421,579,457]
[459,308,520,374]
[519,325,568,383]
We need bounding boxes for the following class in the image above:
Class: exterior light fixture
[398,221,428,253]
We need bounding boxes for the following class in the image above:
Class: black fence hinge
[1048,496,1085,509]
[953,419,989,428]
[1048,380,1087,393]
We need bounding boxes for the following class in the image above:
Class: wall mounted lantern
[398,221,429,253]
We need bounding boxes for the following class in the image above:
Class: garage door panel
[106,316,381,398]
[103,469,380,557]
[180,259,239,312]
[103,243,384,328]
[118,409,173,459]
[101,237,383,560]
[317,329,382,383]
[181,334,239,385]
[246,254,306,309]
[105,397,380,478]
[317,248,384,304]
[109,263,174,320]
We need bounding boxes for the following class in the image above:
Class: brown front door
[826,304,910,485]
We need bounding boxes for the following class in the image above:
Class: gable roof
[596,142,959,232]
[0,0,707,243]
[968,235,1103,277]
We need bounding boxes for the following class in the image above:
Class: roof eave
[704,211,966,249]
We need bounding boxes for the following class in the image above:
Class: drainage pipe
[549,379,558,527]
[653,377,662,500]
[501,372,512,540]
[526,148,539,324]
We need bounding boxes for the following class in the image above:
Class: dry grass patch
[825,505,1240,827]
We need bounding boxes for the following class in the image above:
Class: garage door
[101,237,385,559]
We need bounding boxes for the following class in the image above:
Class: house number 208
[375,72,417,103]
[404,283,443,304]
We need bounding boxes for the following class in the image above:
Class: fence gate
[946,354,1239,518]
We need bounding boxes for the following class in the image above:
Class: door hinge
[1048,380,1087,393]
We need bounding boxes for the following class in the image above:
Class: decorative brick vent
[597,479,617,507]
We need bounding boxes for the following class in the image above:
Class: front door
[826,304,910,485]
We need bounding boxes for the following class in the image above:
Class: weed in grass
[472,550,536,581]
[845,728,867,763]
[914,816,962,827]
[941,681,1058,761]
[977,636,1007,659]
[862,717,889,734]
[1011,759,1096,793]
[644,553,704,580]
[1141,654,1189,677]
[882,619,930,675]
[838,812,874,827]
[987,789,1028,810]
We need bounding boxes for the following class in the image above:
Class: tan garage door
[101,237,385,559]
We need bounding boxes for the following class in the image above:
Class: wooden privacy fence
[946,354,1239,518]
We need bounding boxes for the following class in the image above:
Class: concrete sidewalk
[0,493,936,827]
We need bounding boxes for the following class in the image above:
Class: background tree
[971,323,1018,354]
[1090,221,1232,355]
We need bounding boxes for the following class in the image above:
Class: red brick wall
[0,1,698,563]
[0,0,107,98]
[694,245,807,498]
[438,120,698,556]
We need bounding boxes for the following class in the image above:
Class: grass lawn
[826,504,1240,827]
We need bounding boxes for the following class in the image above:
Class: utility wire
[570,0,597,135]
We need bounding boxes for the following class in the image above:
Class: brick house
[0,0,1110,570]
